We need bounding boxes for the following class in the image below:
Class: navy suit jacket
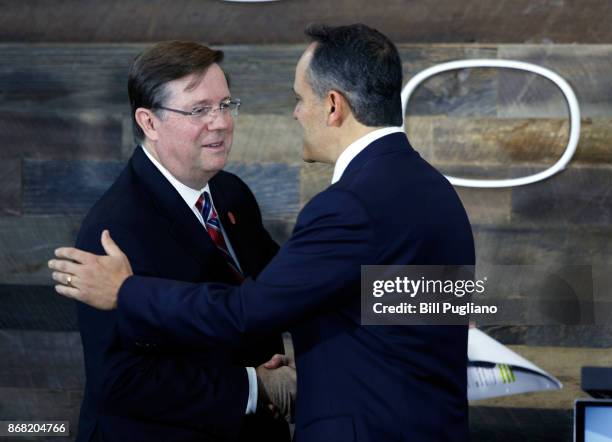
[76,147,288,442]
[117,134,475,442]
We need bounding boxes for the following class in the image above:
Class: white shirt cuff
[245,366,258,414]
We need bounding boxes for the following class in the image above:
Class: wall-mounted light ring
[402,59,581,188]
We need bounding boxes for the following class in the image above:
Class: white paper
[467,328,562,401]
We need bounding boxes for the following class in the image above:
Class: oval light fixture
[401,59,581,188]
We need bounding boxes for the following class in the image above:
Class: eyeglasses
[155,98,241,123]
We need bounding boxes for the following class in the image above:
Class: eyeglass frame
[153,98,241,122]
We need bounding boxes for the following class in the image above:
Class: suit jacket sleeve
[77,223,249,438]
[117,188,377,349]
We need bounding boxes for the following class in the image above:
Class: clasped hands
[257,354,297,423]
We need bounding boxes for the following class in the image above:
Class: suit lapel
[130,147,229,273]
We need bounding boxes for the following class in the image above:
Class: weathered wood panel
[233,115,612,170]
[404,47,499,117]
[299,163,334,208]
[404,116,434,161]
[0,45,133,114]
[0,45,301,115]
[0,216,83,286]
[224,162,301,218]
[231,114,303,165]
[437,165,612,227]
[2,0,611,44]
[421,117,612,166]
[470,407,572,442]
[0,330,83,389]
[456,187,512,225]
[238,113,610,170]
[2,44,612,122]
[222,46,301,116]
[22,160,124,215]
[473,224,612,266]
[0,159,21,217]
[21,159,300,217]
[511,166,612,226]
[482,325,612,348]
[0,112,123,160]
[0,387,82,442]
[0,286,77,332]
[498,45,612,118]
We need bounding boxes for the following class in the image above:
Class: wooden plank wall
[2,0,612,44]
[1,10,611,440]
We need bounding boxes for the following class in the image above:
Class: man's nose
[206,109,232,130]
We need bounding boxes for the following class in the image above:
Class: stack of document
[467,328,562,401]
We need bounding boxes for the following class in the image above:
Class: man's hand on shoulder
[48,230,133,310]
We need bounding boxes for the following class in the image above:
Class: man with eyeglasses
[67,41,292,442]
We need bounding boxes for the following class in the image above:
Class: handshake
[256,353,297,422]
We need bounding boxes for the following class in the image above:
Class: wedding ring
[67,275,73,286]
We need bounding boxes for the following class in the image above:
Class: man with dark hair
[68,41,291,442]
[51,24,474,441]
[304,23,404,128]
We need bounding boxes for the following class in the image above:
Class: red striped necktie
[196,191,244,282]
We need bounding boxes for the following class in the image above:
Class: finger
[54,284,81,300]
[264,354,283,368]
[268,404,280,418]
[51,271,72,285]
[264,354,287,369]
[268,404,280,419]
[48,259,81,275]
[283,334,295,362]
[55,247,96,264]
[101,230,125,257]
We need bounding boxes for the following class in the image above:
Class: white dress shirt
[331,126,405,184]
[141,145,257,414]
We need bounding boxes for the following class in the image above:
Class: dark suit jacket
[116,134,475,442]
[76,146,288,442]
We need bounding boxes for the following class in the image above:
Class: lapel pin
[228,211,237,225]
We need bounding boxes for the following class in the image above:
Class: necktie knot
[195,191,211,219]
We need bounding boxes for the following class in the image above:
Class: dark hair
[128,41,224,143]
[305,23,403,127]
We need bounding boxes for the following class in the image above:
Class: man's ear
[326,90,348,127]
[135,108,160,141]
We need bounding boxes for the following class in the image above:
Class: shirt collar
[331,126,405,184]
[140,145,209,210]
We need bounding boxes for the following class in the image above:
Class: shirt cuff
[245,366,258,414]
